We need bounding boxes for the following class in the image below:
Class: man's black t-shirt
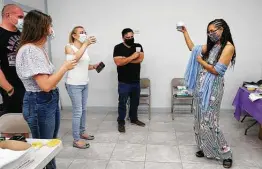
[113,43,144,84]
[0,27,24,88]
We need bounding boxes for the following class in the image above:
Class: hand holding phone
[96,62,105,73]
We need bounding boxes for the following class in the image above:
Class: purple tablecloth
[233,87,262,124]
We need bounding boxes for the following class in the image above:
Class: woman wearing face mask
[65,26,98,149]
[178,19,236,168]
[16,10,76,169]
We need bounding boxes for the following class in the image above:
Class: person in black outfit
[113,28,145,133]
[0,4,25,114]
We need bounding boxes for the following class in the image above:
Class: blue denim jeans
[23,89,60,169]
[65,84,88,141]
[118,82,140,125]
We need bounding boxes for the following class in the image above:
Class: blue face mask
[15,19,24,32]
[208,32,220,43]
[78,34,87,43]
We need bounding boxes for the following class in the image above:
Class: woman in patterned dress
[179,19,236,168]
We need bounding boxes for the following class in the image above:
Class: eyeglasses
[207,29,219,35]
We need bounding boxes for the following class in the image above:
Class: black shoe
[130,120,145,127]
[118,124,126,133]
[195,150,204,157]
[223,159,232,168]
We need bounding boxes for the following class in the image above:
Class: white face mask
[48,28,55,40]
[15,19,24,32]
[78,34,87,43]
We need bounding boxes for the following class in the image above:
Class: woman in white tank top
[65,26,98,149]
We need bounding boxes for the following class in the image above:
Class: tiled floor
[56,109,262,169]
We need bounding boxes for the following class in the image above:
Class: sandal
[195,150,204,158]
[73,141,90,149]
[80,134,95,140]
[223,159,232,168]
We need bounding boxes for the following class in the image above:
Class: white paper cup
[136,47,141,52]
[176,21,185,31]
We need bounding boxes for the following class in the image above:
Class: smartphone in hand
[96,62,105,73]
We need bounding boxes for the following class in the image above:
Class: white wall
[47,0,262,110]
[1,0,45,11]
[17,0,45,10]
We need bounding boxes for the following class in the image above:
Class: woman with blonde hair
[65,26,98,149]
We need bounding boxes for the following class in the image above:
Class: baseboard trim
[61,106,234,113]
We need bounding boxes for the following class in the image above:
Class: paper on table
[0,147,35,169]
[249,93,262,102]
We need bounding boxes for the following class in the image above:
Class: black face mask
[124,38,135,46]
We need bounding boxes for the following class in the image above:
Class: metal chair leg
[245,121,258,135]
[172,105,175,120]
[191,99,194,114]
[148,96,151,120]
[241,115,248,123]
[171,98,174,113]
[148,105,151,120]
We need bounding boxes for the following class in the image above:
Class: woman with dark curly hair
[179,19,236,168]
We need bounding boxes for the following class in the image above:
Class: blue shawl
[184,45,227,111]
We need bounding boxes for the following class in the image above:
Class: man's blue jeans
[118,82,140,125]
[23,89,60,169]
